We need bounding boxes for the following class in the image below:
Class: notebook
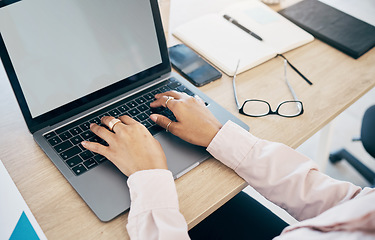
[278,0,375,59]
[172,0,314,76]
[0,0,249,222]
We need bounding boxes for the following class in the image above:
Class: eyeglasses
[233,55,306,118]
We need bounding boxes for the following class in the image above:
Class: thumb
[150,114,175,132]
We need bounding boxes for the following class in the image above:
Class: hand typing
[150,91,222,148]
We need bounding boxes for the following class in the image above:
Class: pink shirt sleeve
[126,169,190,240]
[125,121,374,239]
[207,121,363,221]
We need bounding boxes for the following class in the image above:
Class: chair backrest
[361,105,375,159]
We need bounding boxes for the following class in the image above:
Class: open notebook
[173,0,314,76]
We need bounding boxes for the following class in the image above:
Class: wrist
[204,122,222,147]
[116,157,168,176]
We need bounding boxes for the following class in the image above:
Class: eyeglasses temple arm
[232,60,241,109]
[278,54,313,85]
[283,60,298,100]
[284,59,302,112]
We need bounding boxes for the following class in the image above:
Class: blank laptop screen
[0,0,162,118]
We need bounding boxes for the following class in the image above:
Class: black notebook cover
[279,0,375,59]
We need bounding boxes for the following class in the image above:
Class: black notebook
[279,0,375,59]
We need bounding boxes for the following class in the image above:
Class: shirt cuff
[127,169,179,218]
[207,120,259,170]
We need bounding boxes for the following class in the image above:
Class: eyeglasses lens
[243,101,269,116]
[278,101,302,117]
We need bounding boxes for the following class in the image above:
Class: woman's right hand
[150,91,222,148]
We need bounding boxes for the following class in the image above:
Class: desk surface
[1,1,374,239]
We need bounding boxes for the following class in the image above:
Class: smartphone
[168,44,222,87]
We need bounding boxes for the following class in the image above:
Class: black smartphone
[168,44,222,87]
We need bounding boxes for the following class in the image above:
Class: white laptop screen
[0,0,162,118]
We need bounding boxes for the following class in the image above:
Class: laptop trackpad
[156,132,209,179]
[70,131,208,222]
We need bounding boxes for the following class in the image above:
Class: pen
[223,14,263,41]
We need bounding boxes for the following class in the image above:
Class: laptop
[0,0,249,221]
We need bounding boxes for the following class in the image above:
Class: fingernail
[150,114,157,122]
[81,141,87,147]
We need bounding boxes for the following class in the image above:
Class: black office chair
[329,105,375,186]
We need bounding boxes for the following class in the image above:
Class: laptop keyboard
[43,78,195,176]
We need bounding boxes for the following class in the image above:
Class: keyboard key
[136,113,148,121]
[83,158,98,169]
[108,109,121,117]
[48,136,62,146]
[159,86,170,92]
[143,93,154,100]
[80,122,91,131]
[44,132,56,139]
[98,113,109,120]
[81,130,95,140]
[128,108,140,117]
[118,105,129,113]
[70,135,84,145]
[176,85,186,91]
[94,154,106,163]
[54,140,73,153]
[80,150,94,160]
[88,135,102,143]
[141,120,152,128]
[126,101,138,108]
[151,89,161,95]
[135,97,146,105]
[66,155,83,167]
[72,164,87,176]
[89,117,101,124]
[60,146,82,160]
[145,109,152,116]
[59,131,72,141]
[69,127,83,136]
[167,81,181,89]
[137,104,149,112]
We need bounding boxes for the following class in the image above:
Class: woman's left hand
[81,115,168,177]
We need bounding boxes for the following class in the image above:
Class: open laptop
[0,0,249,221]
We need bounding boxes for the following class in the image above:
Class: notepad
[173,0,314,76]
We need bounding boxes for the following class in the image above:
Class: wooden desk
[0,1,374,239]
